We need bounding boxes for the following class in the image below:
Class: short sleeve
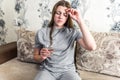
[34,30,43,48]
[75,29,83,41]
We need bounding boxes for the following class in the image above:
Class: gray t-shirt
[35,26,82,72]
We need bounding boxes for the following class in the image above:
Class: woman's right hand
[40,48,52,60]
[34,48,53,62]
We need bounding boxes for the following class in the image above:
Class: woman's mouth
[57,20,63,23]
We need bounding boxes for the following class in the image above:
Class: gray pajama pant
[34,69,81,80]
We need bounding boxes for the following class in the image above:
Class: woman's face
[54,6,68,28]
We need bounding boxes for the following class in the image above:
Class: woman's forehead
[56,6,68,12]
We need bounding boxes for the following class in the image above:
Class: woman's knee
[59,71,81,80]
[34,69,56,80]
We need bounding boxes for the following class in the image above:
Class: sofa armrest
[0,42,17,64]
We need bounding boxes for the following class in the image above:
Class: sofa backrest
[75,31,120,77]
[17,28,120,77]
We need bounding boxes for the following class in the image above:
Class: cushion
[0,58,38,80]
[17,28,37,63]
[75,31,120,77]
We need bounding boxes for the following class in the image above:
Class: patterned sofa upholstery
[76,31,120,77]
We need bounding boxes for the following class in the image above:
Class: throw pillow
[75,31,120,77]
[17,28,37,63]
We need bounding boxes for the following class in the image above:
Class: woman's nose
[58,14,63,19]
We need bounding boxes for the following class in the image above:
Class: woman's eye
[56,11,61,15]
[64,13,68,17]
[55,11,68,17]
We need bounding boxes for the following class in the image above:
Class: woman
[34,0,96,80]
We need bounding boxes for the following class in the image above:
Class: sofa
[0,29,120,80]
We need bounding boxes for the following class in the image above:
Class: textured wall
[0,0,120,45]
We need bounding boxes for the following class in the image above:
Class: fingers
[40,48,52,57]
[66,8,80,21]
[66,8,78,15]
[41,48,49,53]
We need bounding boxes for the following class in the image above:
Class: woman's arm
[67,8,96,50]
[76,18,96,50]
[34,48,44,63]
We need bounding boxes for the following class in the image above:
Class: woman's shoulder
[66,27,79,32]
[35,27,50,36]
[37,27,50,32]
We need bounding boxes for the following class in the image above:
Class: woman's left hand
[66,8,82,22]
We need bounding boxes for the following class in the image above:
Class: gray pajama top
[35,26,82,73]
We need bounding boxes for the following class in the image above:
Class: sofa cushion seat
[0,58,120,80]
[0,58,38,80]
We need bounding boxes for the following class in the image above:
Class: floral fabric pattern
[17,28,38,63]
[75,32,120,77]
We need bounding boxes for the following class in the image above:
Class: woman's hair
[48,0,74,46]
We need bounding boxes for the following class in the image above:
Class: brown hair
[48,0,74,46]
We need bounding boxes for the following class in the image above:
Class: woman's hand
[66,8,82,22]
[34,48,53,62]
[40,48,53,60]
